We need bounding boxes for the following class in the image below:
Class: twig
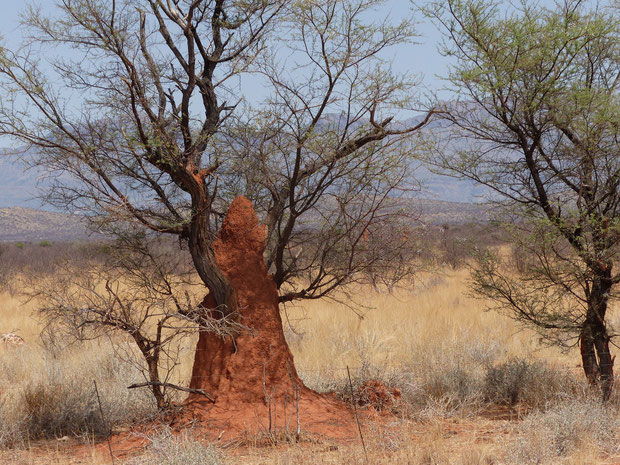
[127,382,214,402]
[295,385,301,441]
[262,363,273,434]
[347,366,367,462]
[93,380,115,465]
[286,361,301,442]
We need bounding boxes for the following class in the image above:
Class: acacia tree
[424,0,619,398]
[0,0,429,410]
[216,0,429,303]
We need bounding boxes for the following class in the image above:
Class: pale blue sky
[0,0,589,101]
[0,1,456,102]
[0,0,587,209]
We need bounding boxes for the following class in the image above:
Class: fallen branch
[128,382,214,402]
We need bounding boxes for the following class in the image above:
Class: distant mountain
[0,147,47,209]
[0,198,492,243]
[0,110,491,209]
[0,156,488,208]
[0,109,494,240]
[410,198,491,225]
[0,207,94,242]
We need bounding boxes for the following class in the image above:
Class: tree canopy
[0,0,428,308]
[423,0,620,397]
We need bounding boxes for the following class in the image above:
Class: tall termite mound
[185,196,353,437]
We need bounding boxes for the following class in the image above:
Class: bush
[303,350,583,420]
[507,399,620,463]
[0,342,157,447]
[39,240,52,247]
[483,358,579,408]
[302,333,493,417]
[127,428,225,465]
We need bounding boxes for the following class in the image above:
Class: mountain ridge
[0,199,490,242]
[0,207,94,242]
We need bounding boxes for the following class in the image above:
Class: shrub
[483,358,579,408]
[0,342,157,447]
[126,428,225,465]
[507,399,620,463]
[38,240,52,247]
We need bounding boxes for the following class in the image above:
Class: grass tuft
[126,428,225,465]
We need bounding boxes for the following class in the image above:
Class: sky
[0,0,584,102]
[0,1,458,209]
[0,1,456,102]
[0,0,576,209]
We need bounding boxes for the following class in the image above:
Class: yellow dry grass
[0,289,41,343]
[1,268,618,465]
[285,269,580,378]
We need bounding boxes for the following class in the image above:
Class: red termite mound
[182,196,354,440]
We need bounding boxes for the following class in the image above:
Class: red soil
[356,380,402,412]
[178,196,356,441]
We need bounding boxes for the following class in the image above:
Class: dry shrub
[0,342,157,447]
[303,339,586,419]
[483,358,580,408]
[0,242,108,295]
[507,399,620,464]
[323,328,492,405]
[126,428,225,465]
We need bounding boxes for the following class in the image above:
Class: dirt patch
[356,380,402,411]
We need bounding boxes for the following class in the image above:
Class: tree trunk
[187,190,237,317]
[580,266,614,400]
[146,356,166,410]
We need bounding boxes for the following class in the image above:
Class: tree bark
[146,355,166,410]
[186,184,237,317]
[580,265,614,400]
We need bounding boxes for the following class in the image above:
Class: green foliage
[422,1,620,380]
[14,242,24,249]
[38,240,52,247]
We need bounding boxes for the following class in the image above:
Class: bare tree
[0,0,432,407]
[28,234,242,409]
[423,0,619,398]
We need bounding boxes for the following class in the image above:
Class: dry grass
[1,268,619,464]
[286,269,580,371]
[0,340,158,447]
[285,270,588,413]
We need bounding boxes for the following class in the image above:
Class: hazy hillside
[0,207,93,242]
[0,114,490,210]
[0,112,492,240]
[0,157,488,207]
[411,198,491,225]
[0,199,491,242]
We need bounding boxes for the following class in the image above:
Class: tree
[0,0,430,420]
[29,233,242,410]
[423,0,619,398]
[217,0,429,303]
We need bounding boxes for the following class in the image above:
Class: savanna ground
[1,242,619,465]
